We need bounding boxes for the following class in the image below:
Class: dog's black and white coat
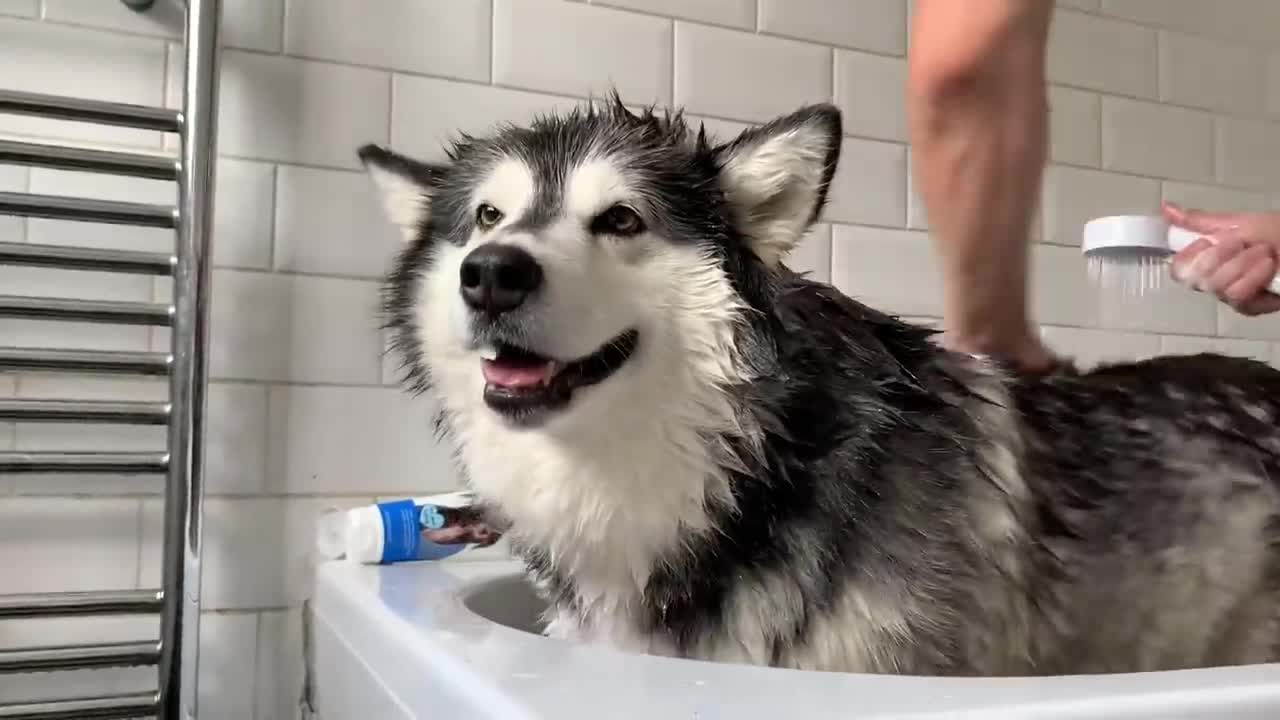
[358,96,1280,676]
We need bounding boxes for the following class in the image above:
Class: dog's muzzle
[455,244,639,426]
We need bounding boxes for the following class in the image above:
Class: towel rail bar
[0,693,159,720]
[0,347,172,375]
[0,398,171,424]
[0,139,179,181]
[0,452,170,474]
[0,590,164,618]
[0,191,176,228]
[0,240,175,275]
[0,295,173,326]
[0,88,179,133]
[0,642,161,674]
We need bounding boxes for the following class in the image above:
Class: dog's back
[763,274,1280,675]
[1013,353,1280,673]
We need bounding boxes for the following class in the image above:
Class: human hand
[1162,202,1280,316]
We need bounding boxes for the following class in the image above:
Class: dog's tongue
[482,359,555,389]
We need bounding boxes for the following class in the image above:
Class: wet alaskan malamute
[358,96,1280,676]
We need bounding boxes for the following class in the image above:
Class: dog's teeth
[479,346,498,361]
[543,361,563,384]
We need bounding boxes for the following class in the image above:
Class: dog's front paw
[542,611,583,641]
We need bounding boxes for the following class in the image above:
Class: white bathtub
[310,558,1280,719]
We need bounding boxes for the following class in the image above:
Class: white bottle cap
[343,505,386,564]
[315,507,351,561]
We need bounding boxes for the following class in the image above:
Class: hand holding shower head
[1081,215,1280,298]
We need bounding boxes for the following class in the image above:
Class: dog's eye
[591,205,645,237]
[476,203,504,229]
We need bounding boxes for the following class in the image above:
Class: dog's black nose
[459,244,543,315]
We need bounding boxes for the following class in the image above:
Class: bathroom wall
[0,0,1278,717]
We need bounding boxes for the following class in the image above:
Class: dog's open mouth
[479,329,639,421]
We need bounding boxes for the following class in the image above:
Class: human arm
[1163,202,1280,316]
[907,0,1056,372]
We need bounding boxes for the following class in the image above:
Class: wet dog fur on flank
[357,94,1280,676]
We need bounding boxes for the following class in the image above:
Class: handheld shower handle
[1167,225,1280,297]
[1166,226,1200,254]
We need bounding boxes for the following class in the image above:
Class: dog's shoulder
[1024,352,1280,416]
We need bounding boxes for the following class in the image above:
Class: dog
[357,95,1280,676]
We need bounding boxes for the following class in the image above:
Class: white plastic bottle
[316,491,481,564]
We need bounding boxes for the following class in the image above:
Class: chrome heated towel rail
[0,0,221,717]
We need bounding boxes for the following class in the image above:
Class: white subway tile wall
[0,0,36,18]
[1101,97,1215,183]
[673,22,831,121]
[1158,31,1269,116]
[1047,86,1101,166]
[1047,11,1158,99]
[596,0,754,29]
[758,0,906,56]
[1040,165,1161,247]
[1215,116,1280,190]
[495,0,673,104]
[835,50,907,142]
[0,1,1278,715]
[283,0,491,81]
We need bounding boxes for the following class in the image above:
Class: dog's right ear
[357,144,447,243]
[714,105,842,268]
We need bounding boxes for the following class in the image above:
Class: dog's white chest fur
[464,416,721,585]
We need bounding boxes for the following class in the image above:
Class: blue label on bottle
[376,499,465,564]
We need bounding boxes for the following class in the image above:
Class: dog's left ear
[357,144,447,243]
[715,105,842,267]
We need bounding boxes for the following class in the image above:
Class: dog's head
[360,97,842,432]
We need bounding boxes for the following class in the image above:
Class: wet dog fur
[357,95,1280,676]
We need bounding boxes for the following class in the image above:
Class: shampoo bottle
[316,491,489,564]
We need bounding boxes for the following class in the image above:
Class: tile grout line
[133,498,145,589]
[277,0,289,53]
[1153,28,1162,103]
[669,18,677,107]
[250,611,265,720]
[1095,81,1105,171]
[1211,119,1227,188]
[267,164,281,273]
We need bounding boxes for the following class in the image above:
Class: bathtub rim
[311,558,1280,719]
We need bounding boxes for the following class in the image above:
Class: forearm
[908,0,1053,354]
